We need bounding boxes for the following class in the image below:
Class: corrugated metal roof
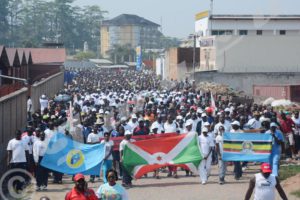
[102,14,160,27]
[5,48,20,67]
[211,14,300,20]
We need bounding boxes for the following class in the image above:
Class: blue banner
[41,133,105,175]
[222,132,272,162]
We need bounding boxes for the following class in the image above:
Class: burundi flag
[222,132,272,162]
[123,132,202,179]
[41,133,105,175]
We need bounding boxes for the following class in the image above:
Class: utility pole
[192,35,196,81]
[210,0,214,35]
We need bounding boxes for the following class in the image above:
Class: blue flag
[222,132,272,162]
[41,133,105,175]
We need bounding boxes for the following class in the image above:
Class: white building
[195,11,300,37]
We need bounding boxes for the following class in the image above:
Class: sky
[74,0,300,38]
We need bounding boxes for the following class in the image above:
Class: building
[190,11,300,96]
[100,14,162,58]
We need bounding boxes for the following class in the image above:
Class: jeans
[218,159,226,180]
[233,161,242,179]
[36,156,49,187]
[102,160,113,183]
[270,153,280,177]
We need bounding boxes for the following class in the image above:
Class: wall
[195,72,300,95]
[214,36,300,73]
[0,87,28,173]
[31,72,64,112]
[100,26,110,58]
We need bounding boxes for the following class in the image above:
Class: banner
[136,46,142,71]
[222,132,272,162]
[123,132,202,179]
[41,133,105,175]
[108,133,178,151]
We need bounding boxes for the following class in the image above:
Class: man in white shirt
[7,130,29,191]
[33,131,48,191]
[151,117,164,134]
[214,115,231,136]
[164,115,177,133]
[216,125,226,184]
[87,128,101,182]
[198,127,214,185]
[22,127,37,174]
[247,111,262,130]
[39,94,48,114]
[245,163,288,200]
[100,132,114,183]
[120,131,136,188]
[27,96,33,121]
[127,114,139,132]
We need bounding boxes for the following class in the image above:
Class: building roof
[64,60,96,68]
[19,48,66,64]
[89,59,113,65]
[0,46,4,54]
[5,48,20,67]
[211,14,300,20]
[102,14,160,27]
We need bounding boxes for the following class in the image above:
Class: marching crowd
[6,67,300,199]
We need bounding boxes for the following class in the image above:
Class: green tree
[0,0,9,44]
[74,51,96,60]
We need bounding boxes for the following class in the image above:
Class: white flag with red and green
[123,132,202,179]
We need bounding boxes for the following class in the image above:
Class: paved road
[29,164,299,200]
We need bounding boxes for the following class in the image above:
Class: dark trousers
[9,162,28,191]
[121,163,132,184]
[53,170,63,183]
[233,161,242,179]
[28,154,35,175]
[36,156,48,187]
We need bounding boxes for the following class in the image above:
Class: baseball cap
[224,108,230,112]
[201,113,207,117]
[261,163,272,173]
[270,122,278,128]
[74,173,85,182]
[202,127,208,133]
[231,121,240,126]
[138,118,144,122]
[131,114,137,119]
[185,120,193,127]
[204,122,210,126]
[125,130,132,136]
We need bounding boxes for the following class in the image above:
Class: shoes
[167,173,172,177]
[36,186,41,191]
[201,181,206,185]
[41,185,47,191]
[155,176,160,179]
[219,178,225,185]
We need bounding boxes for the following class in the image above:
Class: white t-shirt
[87,133,100,143]
[39,98,48,112]
[254,173,276,200]
[119,139,136,152]
[22,135,37,154]
[27,98,33,112]
[215,134,224,156]
[7,138,29,163]
[198,134,214,157]
[33,139,47,163]
[101,140,114,160]
[164,121,177,133]
[247,118,261,129]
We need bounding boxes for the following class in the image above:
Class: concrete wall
[214,36,300,73]
[0,87,28,173]
[31,72,64,112]
[195,72,300,95]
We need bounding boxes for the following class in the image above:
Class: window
[257,30,263,35]
[211,30,233,36]
[239,30,248,35]
[280,30,286,35]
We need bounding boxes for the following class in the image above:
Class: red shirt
[280,118,295,134]
[65,188,98,200]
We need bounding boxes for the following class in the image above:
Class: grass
[291,190,300,198]
[279,165,300,181]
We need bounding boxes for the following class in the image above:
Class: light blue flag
[41,133,105,175]
[222,132,272,162]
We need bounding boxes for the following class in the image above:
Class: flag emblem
[66,149,85,169]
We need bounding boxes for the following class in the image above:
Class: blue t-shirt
[265,130,284,155]
[96,183,128,200]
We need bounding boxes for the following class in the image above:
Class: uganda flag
[222,132,272,162]
[123,132,202,179]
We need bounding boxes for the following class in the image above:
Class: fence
[30,72,64,112]
[0,87,28,174]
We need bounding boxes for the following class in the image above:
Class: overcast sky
[74,0,300,38]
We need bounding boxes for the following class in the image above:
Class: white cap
[225,108,230,112]
[121,117,127,121]
[202,127,209,133]
[99,109,104,114]
[231,121,240,126]
[197,108,203,114]
[176,115,183,120]
[185,119,193,127]
[105,111,110,115]
[41,94,46,99]
[125,130,132,135]
[270,122,278,127]
[201,113,207,117]
[203,122,210,126]
[92,108,96,112]
[138,118,144,122]
[131,114,137,119]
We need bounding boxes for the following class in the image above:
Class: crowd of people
[6,67,300,199]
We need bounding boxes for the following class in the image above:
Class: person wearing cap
[96,169,128,200]
[133,118,150,135]
[265,123,284,177]
[119,131,136,188]
[215,125,226,185]
[244,163,288,200]
[120,117,131,132]
[87,127,101,183]
[230,120,244,180]
[150,116,164,134]
[22,126,37,174]
[164,115,177,133]
[247,111,262,130]
[198,127,214,185]
[128,114,139,132]
[214,115,231,136]
[39,94,48,114]
[65,174,98,200]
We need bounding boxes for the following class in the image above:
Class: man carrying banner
[120,131,136,188]
[244,163,288,200]
[100,132,114,183]
[198,127,214,185]
[266,123,284,177]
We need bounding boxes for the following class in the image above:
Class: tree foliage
[1,0,107,55]
[74,51,96,60]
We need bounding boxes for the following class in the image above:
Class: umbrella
[54,94,71,102]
